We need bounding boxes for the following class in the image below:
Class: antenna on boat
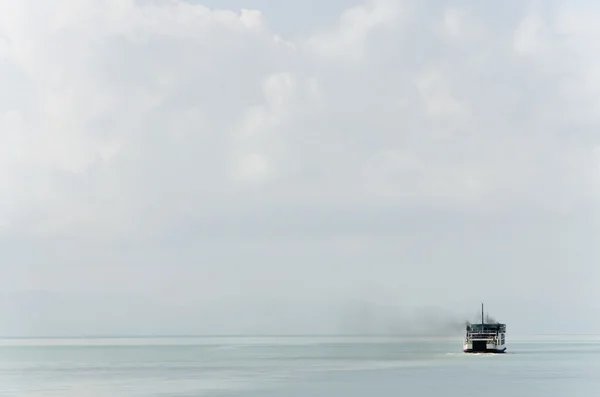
[481,303,484,325]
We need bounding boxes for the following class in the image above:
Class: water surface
[1,336,598,396]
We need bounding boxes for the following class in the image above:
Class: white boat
[463,304,506,353]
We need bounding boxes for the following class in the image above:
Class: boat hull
[463,340,506,354]
[463,347,506,354]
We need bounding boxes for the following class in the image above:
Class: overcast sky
[0,0,599,337]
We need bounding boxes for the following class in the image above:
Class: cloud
[0,0,599,334]
[303,0,404,62]
[1,0,597,235]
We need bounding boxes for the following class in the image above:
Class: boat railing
[466,332,501,340]
[467,324,506,333]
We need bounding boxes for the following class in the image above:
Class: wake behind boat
[463,304,506,354]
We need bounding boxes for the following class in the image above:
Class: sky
[0,0,599,337]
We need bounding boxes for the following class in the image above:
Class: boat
[463,303,506,353]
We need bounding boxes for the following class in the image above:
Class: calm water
[1,336,599,396]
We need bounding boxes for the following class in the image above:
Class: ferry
[463,304,506,353]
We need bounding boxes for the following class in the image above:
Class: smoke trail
[337,302,471,336]
[467,308,499,324]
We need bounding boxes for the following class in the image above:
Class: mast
[481,303,484,325]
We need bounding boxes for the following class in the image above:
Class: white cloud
[303,0,404,62]
[437,8,484,39]
[0,0,599,333]
[513,11,547,55]
[414,67,474,138]
[0,0,596,235]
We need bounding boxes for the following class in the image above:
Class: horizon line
[1,332,599,340]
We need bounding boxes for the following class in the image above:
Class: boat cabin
[465,323,506,348]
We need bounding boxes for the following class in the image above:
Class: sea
[0,335,599,396]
